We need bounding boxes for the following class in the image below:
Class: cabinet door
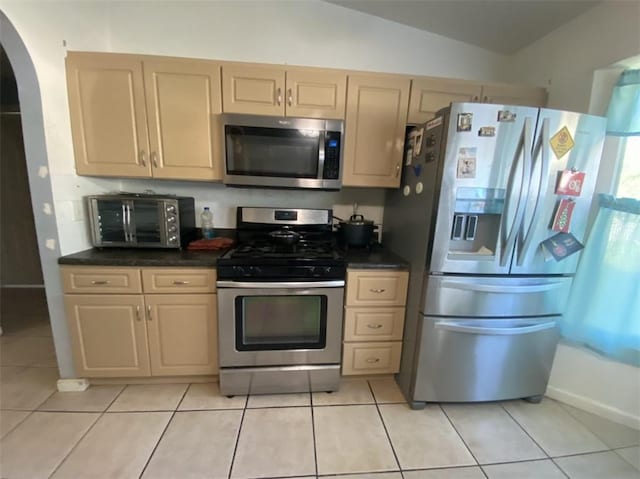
[143,59,223,181]
[285,70,346,119]
[343,75,410,188]
[66,52,152,177]
[64,294,150,377]
[222,65,285,115]
[480,83,547,107]
[408,77,482,124]
[145,294,217,376]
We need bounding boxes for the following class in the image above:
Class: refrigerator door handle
[500,117,533,266]
[440,280,565,294]
[517,118,550,266]
[435,319,557,336]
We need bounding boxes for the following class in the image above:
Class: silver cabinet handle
[369,288,386,293]
[287,88,293,106]
[483,95,489,102]
[139,150,147,167]
[366,357,381,364]
[151,151,159,168]
[276,87,282,106]
[91,280,110,285]
[472,95,479,101]
[367,324,383,329]
[136,305,141,321]
[147,305,152,321]
[172,280,190,285]
[395,163,400,178]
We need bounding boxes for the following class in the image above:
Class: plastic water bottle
[201,207,214,239]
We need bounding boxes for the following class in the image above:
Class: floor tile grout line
[0,409,35,441]
[499,402,555,459]
[367,380,403,473]
[175,382,193,410]
[438,404,487,478]
[137,385,190,479]
[46,410,105,479]
[310,395,319,478]
[549,456,571,479]
[227,396,248,479]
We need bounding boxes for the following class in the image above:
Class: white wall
[505,1,640,113]
[0,0,508,378]
[506,1,640,427]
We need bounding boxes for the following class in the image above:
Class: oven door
[217,280,344,367]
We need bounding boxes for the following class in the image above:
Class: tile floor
[1,288,639,479]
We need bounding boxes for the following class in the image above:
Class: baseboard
[91,375,216,385]
[546,385,640,430]
[57,378,90,392]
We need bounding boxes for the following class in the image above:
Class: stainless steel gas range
[216,207,345,396]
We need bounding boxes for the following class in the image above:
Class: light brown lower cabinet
[61,266,217,378]
[342,269,408,375]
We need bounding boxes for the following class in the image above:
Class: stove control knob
[234,266,246,275]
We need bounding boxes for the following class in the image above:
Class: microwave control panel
[323,132,341,179]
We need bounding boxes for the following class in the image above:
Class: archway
[1,11,75,379]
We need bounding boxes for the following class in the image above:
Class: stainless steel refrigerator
[383,102,606,408]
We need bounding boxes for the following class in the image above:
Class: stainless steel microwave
[222,114,343,190]
[87,194,196,248]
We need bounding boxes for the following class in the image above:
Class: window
[616,136,640,199]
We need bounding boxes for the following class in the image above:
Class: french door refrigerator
[383,102,606,408]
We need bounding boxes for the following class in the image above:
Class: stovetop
[217,207,346,281]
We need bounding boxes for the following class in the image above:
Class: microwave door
[90,198,131,246]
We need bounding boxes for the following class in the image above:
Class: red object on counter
[187,237,235,250]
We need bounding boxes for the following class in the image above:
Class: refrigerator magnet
[415,181,424,194]
[457,147,477,178]
[403,185,411,197]
[551,198,576,232]
[457,113,473,132]
[478,126,496,137]
[550,126,575,159]
[412,164,423,177]
[555,169,585,196]
[540,232,584,262]
[497,110,516,122]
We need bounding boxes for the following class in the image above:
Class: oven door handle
[216,280,345,288]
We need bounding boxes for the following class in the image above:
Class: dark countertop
[342,246,409,270]
[58,248,226,267]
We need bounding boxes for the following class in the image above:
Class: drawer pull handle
[367,324,383,329]
[147,305,152,321]
[369,288,385,293]
[173,280,190,285]
[91,280,110,285]
[366,357,381,364]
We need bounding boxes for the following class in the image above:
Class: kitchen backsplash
[117,178,386,230]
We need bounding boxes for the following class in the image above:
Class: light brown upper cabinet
[222,64,346,119]
[408,76,547,124]
[479,82,548,107]
[408,77,482,124]
[66,52,223,181]
[342,75,411,188]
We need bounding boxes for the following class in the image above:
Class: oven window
[235,295,327,351]
[131,200,162,244]
[225,126,320,178]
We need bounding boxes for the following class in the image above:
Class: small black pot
[337,214,376,247]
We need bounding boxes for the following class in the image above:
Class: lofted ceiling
[324,0,602,54]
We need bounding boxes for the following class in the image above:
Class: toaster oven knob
[167,216,176,223]
[168,225,177,233]
[168,235,177,243]
[166,205,176,213]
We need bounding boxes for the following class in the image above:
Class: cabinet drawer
[343,307,405,341]
[346,270,408,306]
[142,268,216,294]
[61,266,142,294]
[342,342,402,375]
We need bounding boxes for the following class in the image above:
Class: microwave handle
[318,130,326,179]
